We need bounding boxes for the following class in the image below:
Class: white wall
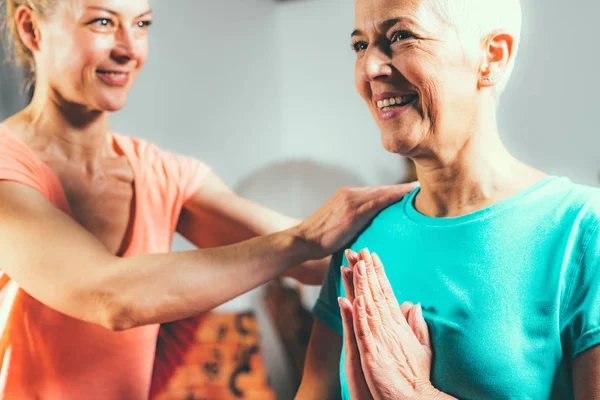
[0,46,27,120]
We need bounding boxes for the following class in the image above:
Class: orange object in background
[152,312,276,400]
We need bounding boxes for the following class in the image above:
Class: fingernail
[416,303,423,319]
[372,253,381,264]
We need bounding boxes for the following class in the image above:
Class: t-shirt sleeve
[171,152,211,204]
[145,142,211,205]
[312,249,345,336]
[562,217,600,360]
[0,135,48,195]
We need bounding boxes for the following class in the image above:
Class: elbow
[102,304,138,331]
[92,290,139,331]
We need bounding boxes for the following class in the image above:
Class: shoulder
[111,132,208,171]
[550,179,600,231]
[348,186,418,248]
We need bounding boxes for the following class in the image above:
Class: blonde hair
[1,0,57,87]
[429,0,523,96]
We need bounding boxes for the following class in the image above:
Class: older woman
[0,0,418,398]
[296,0,600,399]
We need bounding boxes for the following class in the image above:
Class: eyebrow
[351,17,416,38]
[86,6,153,19]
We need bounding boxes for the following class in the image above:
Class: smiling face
[34,0,152,112]
[352,0,486,156]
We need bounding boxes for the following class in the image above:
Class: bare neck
[412,108,546,218]
[11,84,116,162]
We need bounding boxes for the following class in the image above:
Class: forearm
[103,228,309,329]
[283,256,331,285]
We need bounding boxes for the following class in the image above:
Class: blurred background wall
[1,0,599,398]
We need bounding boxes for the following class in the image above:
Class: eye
[137,20,152,29]
[351,41,368,53]
[92,18,112,27]
[390,30,414,43]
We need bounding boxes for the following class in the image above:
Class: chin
[96,96,129,112]
[379,127,421,156]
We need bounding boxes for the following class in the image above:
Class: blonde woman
[0,0,417,398]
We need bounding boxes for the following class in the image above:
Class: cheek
[72,34,113,66]
[354,59,371,102]
[135,40,149,68]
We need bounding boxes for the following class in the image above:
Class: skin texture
[297,0,600,398]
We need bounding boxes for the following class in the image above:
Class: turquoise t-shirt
[313,176,600,400]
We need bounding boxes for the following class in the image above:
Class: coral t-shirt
[0,124,210,399]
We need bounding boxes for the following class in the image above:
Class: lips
[376,94,418,111]
[374,93,418,121]
[96,70,130,87]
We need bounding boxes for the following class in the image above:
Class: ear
[14,5,42,54]
[478,29,516,88]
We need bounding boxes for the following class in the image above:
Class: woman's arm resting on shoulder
[0,178,407,331]
[573,345,600,400]
[177,171,328,284]
[177,171,417,285]
[0,181,307,330]
[295,319,343,400]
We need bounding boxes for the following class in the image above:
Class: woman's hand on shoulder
[295,183,418,260]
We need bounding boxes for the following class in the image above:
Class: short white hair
[429,0,523,96]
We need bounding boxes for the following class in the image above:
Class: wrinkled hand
[339,249,418,400]
[340,248,440,400]
[295,183,418,260]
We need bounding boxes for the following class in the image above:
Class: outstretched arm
[0,180,410,331]
[177,171,351,285]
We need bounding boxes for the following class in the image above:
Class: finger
[353,259,381,325]
[339,297,374,400]
[343,249,359,303]
[369,182,419,210]
[400,301,414,320]
[371,252,404,324]
[338,297,358,356]
[345,249,359,267]
[414,303,432,350]
[352,296,374,355]
[341,266,355,304]
[359,249,392,324]
[338,297,360,369]
[407,305,419,334]
[353,183,419,221]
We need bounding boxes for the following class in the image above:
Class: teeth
[100,72,127,76]
[376,96,412,109]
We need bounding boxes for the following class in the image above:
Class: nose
[111,28,141,63]
[363,45,393,81]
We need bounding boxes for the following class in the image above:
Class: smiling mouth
[97,70,129,78]
[376,94,418,111]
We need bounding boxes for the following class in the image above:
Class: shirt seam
[560,219,600,324]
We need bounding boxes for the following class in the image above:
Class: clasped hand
[338,248,447,400]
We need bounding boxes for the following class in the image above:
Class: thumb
[376,182,419,207]
[408,303,431,350]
